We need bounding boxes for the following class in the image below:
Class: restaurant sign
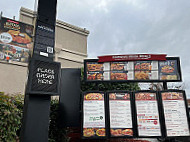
[0,17,33,62]
[98,54,167,62]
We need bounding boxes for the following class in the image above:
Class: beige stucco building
[0,7,89,94]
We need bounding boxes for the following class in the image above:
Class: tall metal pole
[20,0,58,142]
[34,0,38,12]
[163,82,168,90]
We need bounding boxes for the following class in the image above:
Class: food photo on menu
[83,93,106,138]
[135,92,161,136]
[134,61,159,80]
[109,93,133,137]
[83,128,106,137]
[110,62,127,71]
[110,71,128,80]
[159,60,179,80]
[87,62,103,72]
[134,61,152,70]
[86,62,104,81]
[110,62,128,81]
[134,71,151,80]
[87,72,103,81]
[134,61,151,80]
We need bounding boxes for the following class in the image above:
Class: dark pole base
[20,95,51,142]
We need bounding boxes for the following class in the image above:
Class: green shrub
[48,99,70,142]
[0,93,69,142]
[0,94,23,142]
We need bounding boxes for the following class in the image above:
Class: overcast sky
[0,0,190,97]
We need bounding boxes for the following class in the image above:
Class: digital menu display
[109,93,133,137]
[159,60,180,80]
[135,92,161,136]
[83,93,106,138]
[84,58,181,82]
[161,91,190,136]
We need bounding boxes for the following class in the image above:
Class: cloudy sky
[0,0,190,97]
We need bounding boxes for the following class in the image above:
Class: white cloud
[0,0,190,97]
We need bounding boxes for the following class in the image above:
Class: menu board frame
[107,91,136,138]
[159,90,190,138]
[81,91,108,139]
[133,90,164,138]
[84,57,182,82]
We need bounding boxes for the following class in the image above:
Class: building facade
[0,7,89,94]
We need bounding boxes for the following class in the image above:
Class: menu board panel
[161,91,190,136]
[109,92,133,137]
[159,60,180,80]
[83,93,106,138]
[135,92,161,136]
[84,57,181,82]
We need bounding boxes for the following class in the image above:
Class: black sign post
[20,0,59,142]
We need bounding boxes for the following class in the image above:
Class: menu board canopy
[84,57,182,82]
[160,90,190,137]
[82,91,107,139]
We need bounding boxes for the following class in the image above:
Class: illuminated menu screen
[161,92,190,136]
[85,58,181,82]
[83,93,106,138]
[135,92,161,136]
[109,93,133,137]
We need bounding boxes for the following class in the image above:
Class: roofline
[20,7,90,36]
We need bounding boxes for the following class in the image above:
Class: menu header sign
[98,54,167,62]
[84,57,181,82]
[28,59,60,95]
[0,17,33,62]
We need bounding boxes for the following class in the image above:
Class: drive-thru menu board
[161,91,190,136]
[83,93,106,138]
[135,92,161,136]
[109,92,133,137]
[84,57,181,82]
